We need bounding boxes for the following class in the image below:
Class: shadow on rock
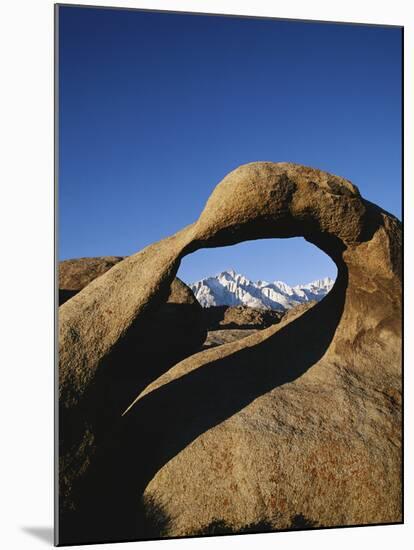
[59,261,348,544]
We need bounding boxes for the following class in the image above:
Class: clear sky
[58,6,402,286]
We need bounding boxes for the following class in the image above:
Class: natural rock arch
[58,162,402,544]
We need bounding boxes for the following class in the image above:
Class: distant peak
[219,268,237,278]
[311,277,334,286]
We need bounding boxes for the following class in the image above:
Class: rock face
[59,256,124,290]
[59,256,124,304]
[58,162,402,545]
[58,258,206,522]
[59,255,205,363]
[59,256,205,358]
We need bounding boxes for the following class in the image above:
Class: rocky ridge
[190,270,334,310]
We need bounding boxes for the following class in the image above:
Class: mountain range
[190,269,334,311]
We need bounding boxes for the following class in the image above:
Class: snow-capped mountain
[190,269,334,311]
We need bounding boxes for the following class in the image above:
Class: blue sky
[58,6,402,286]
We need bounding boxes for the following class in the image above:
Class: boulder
[59,256,124,304]
[203,305,284,330]
[58,162,401,544]
[202,328,259,350]
[59,256,124,290]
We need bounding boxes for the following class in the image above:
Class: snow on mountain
[190,270,335,311]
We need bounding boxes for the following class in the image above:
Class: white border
[1,1,411,549]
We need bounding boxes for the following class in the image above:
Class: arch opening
[177,236,337,349]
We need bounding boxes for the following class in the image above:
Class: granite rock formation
[59,256,124,304]
[203,305,284,330]
[59,255,124,290]
[58,259,206,523]
[59,256,205,359]
[58,256,205,360]
[58,162,402,544]
[202,328,259,350]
